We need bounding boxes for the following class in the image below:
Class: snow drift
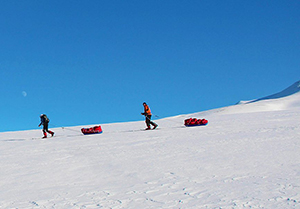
[0,81,299,208]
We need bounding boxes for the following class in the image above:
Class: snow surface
[1,81,300,208]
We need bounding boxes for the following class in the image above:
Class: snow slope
[0,82,300,208]
[251,80,300,102]
[217,80,300,115]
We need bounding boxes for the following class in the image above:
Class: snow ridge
[249,80,300,103]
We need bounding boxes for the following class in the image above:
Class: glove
[141,112,145,115]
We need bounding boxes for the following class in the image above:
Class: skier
[141,102,158,130]
[38,114,54,138]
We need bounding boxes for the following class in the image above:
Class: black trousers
[43,123,50,133]
[145,115,157,127]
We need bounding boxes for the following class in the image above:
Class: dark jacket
[39,115,49,126]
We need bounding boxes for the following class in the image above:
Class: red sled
[184,118,208,127]
[81,125,103,135]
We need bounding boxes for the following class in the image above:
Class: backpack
[43,115,50,123]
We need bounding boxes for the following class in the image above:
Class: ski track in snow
[1,90,300,208]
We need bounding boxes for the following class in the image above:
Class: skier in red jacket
[141,102,158,130]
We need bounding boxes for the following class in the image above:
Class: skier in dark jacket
[38,114,54,138]
[141,102,158,130]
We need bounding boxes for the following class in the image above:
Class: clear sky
[0,0,299,132]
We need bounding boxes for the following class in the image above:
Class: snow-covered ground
[0,81,300,208]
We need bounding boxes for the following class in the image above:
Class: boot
[153,124,158,129]
[49,131,55,137]
[42,132,47,138]
[145,125,151,130]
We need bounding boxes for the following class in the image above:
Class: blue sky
[0,0,299,132]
